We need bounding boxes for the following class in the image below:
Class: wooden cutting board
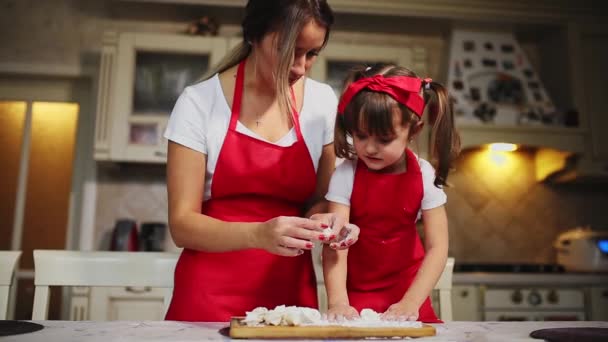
[229,317,436,339]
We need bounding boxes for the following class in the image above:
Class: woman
[164,0,346,322]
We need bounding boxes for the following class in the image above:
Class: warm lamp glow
[489,143,517,152]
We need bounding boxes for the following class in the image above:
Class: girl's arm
[304,143,336,218]
[384,205,449,320]
[322,201,359,320]
[167,141,324,256]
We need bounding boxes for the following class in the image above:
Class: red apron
[165,60,318,322]
[347,149,441,323]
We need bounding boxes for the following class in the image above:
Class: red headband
[337,75,430,117]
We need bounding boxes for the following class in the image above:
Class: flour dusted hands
[255,216,326,257]
[326,303,359,321]
[382,301,419,321]
[309,213,360,250]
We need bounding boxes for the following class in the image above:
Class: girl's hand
[256,216,326,257]
[309,213,360,250]
[329,223,360,250]
[382,301,419,321]
[326,303,359,321]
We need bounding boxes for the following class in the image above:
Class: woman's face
[254,19,327,86]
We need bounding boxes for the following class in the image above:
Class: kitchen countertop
[454,272,608,285]
[2,320,607,341]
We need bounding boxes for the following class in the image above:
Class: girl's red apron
[165,60,318,322]
[347,149,441,323]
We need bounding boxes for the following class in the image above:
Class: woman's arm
[167,141,324,255]
[322,201,358,319]
[304,143,336,218]
[384,205,449,319]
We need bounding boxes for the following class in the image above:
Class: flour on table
[243,306,422,328]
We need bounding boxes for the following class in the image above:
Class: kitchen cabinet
[589,287,608,321]
[451,285,481,321]
[576,24,608,165]
[94,31,227,163]
[70,286,166,321]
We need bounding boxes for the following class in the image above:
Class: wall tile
[446,149,608,264]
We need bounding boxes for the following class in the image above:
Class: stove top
[454,263,565,273]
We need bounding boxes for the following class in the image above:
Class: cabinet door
[310,42,426,97]
[89,287,166,321]
[95,32,228,163]
[580,29,608,161]
[590,287,608,321]
[452,285,481,321]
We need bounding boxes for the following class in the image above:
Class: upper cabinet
[309,42,427,97]
[94,32,227,163]
[577,24,608,162]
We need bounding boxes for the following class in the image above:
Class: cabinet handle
[125,286,151,293]
[154,151,167,157]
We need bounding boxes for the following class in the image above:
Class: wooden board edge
[229,317,436,339]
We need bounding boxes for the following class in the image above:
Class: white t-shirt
[164,74,338,200]
[325,157,447,220]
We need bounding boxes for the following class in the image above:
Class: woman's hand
[255,216,326,257]
[309,213,360,250]
[381,301,419,321]
[326,303,359,321]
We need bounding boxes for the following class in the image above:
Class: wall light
[489,143,517,152]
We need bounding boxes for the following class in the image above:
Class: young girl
[322,63,460,323]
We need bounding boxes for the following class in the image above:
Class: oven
[454,263,588,321]
[483,287,586,321]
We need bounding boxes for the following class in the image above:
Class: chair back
[433,257,455,321]
[0,251,22,320]
[32,250,178,320]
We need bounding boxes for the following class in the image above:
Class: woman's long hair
[206,0,334,117]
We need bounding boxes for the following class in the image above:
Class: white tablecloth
[2,320,607,341]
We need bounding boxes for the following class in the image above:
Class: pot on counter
[554,226,608,272]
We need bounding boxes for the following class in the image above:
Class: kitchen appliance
[110,219,139,251]
[554,227,608,272]
[139,222,167,252]
[483,287,586,321]
[455,262,587,321]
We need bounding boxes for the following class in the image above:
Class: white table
[2,321,607,341]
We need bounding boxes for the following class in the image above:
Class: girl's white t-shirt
[325,157,447,219]
[164,74,338,200]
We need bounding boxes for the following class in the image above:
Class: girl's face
[254,20,326,86]
[353,111,413,173]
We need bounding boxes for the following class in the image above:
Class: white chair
[0,251,22,320]
[434,257,455,321]
[32,250,178,320]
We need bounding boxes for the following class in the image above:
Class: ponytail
[425,82,461,187]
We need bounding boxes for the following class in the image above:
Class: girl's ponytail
[425,82,461,187]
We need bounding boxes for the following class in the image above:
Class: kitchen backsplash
[95,163,173,251]
[95,148,608,263]
[445,148,608,264]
